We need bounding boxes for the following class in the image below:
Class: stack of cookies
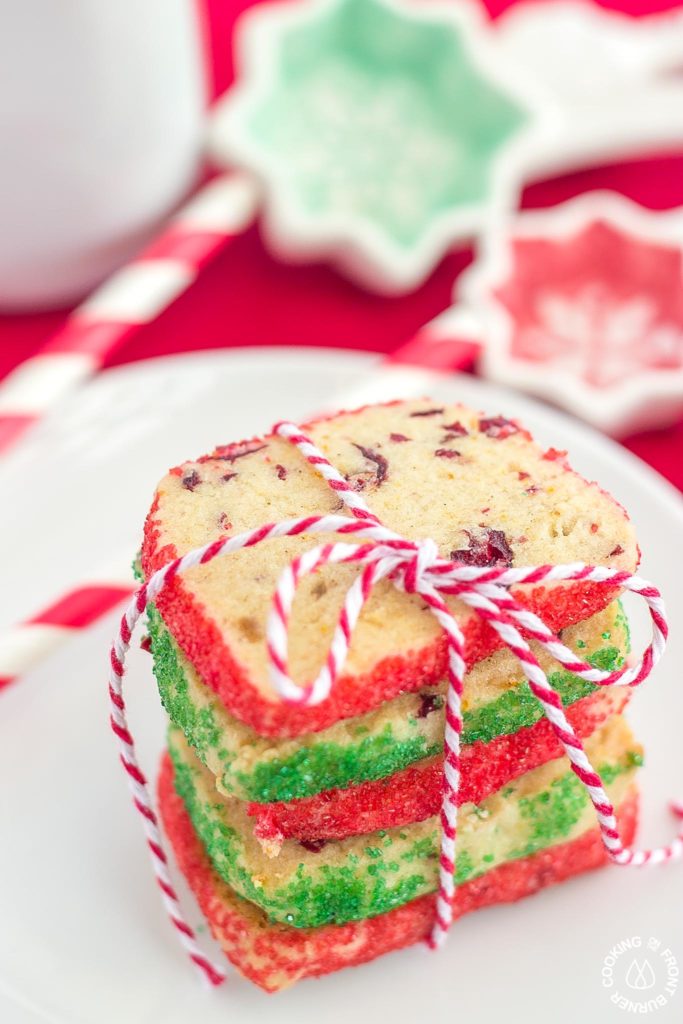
[141,400,643,991]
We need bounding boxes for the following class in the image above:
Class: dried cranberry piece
[441,420,468,436]
[389,433,411,443]
[434,448,461,459]
[352,443,388,485]
[275,464,288,480]
[417,693,442,718]
[542,447,568,462]
[478,416,520,440]
[409,408,444,417]
[181,469,201,491]
[300,838,327,853]
[517,471,530,481]
[209,442,267,464]
[221,472,237,483]
[608,544,625,557]
[450,528,514,568]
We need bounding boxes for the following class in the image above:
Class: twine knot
[398,538,440,594]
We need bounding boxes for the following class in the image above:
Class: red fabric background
[1,0,682,488]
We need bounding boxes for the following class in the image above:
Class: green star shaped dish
[211,0,549,292]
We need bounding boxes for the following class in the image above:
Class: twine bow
[109,421,683,987]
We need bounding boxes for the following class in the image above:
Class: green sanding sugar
[147,605,231,769]
[460,645,622,745]
[147,602,438,800]
[169,741,429,927]
[149,597,440,800]
[515,773,592,855]
[168,730,637,929]
[239,729,438,803]
[147,600,627,804]
[511,747,643,859]
[600,749,643,783]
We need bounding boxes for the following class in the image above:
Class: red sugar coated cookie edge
[158,754,638,993]
[248,689,631,842]
[141,402,636,738]
[143,498,625,737]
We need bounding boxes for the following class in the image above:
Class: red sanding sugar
[158,752,638,993]
[248,689,630,842]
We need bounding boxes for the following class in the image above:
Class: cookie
[158,751,639,992]
[167,716,640,928]
[141,400,637,736]
[149,601,628,803]
[247,686,630,843]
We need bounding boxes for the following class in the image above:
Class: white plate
[0,348,681,1024]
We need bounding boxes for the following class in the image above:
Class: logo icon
[625,959,657,991]
[602,936,679,1014]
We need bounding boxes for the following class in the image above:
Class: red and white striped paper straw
[0,557,134,692]
[0,172,260,454]
[388,306,482,374]
[335,306,483,410]
[0,313,483,690]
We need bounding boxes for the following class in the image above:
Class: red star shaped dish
[461,192,683,436]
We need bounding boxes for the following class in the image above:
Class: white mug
[0,0,205,309]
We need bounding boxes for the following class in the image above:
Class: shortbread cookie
[158,753,639,992]
[149,602,627,803]
[248,686,630,843]
[141,400,637,736]
[167,716,640,928]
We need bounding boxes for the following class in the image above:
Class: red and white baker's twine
[109,421,683,986]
